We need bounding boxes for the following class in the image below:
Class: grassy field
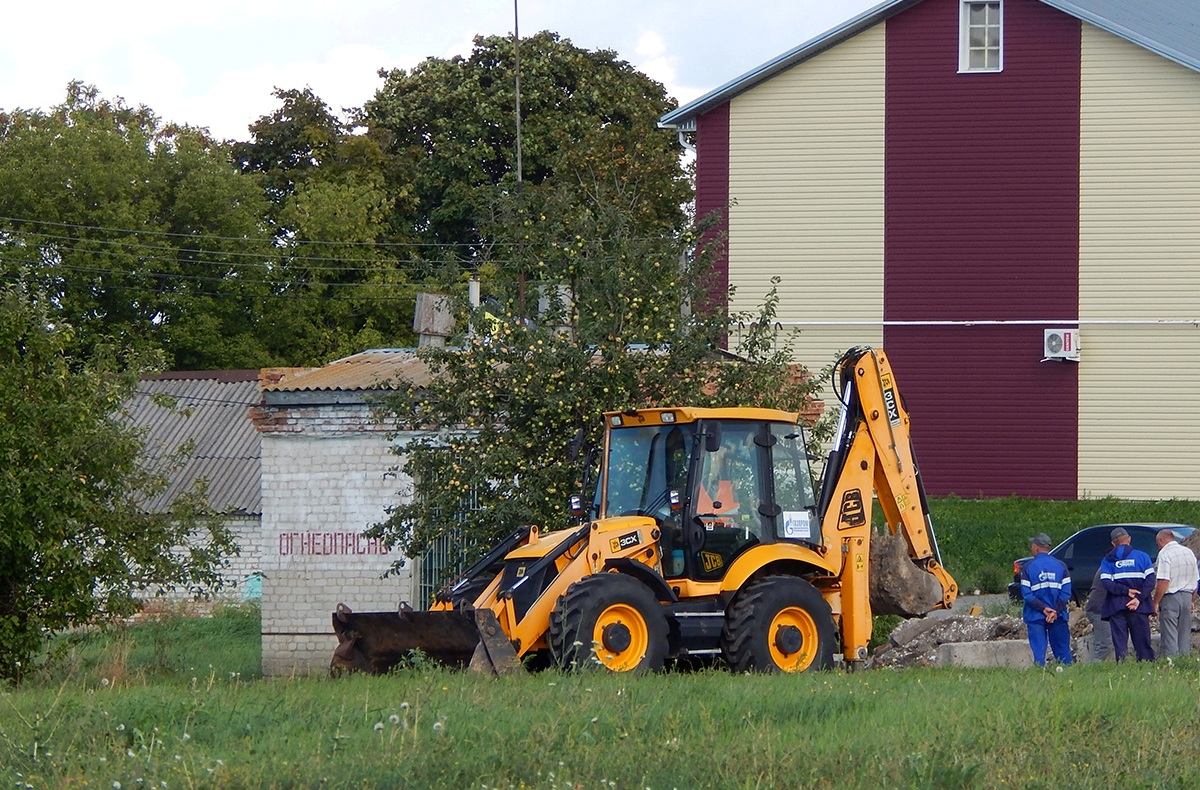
[6,496,1200,788]
[4,606,1200,789]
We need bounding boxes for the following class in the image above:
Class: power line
[0,214,684,249]
[0,214,687,255]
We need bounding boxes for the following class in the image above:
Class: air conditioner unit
[1043,328,1081,362]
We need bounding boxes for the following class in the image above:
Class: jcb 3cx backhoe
[332,346,957,674]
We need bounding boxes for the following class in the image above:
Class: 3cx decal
[609,531,642,553]
[881,373,901,426]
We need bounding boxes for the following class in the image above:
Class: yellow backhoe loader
[332,346,957,673]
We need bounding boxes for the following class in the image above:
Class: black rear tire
[549,574,669,672]
[722,576,836,672]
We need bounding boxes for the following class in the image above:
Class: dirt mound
[868,614,1025,668]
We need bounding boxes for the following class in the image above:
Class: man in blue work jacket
[1100,526,1157,661]
[1020,533,1074,666]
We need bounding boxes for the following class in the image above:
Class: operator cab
[594,410,820,581]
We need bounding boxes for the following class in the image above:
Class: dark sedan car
[1007,523,1196,604]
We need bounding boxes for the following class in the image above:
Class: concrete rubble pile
[868,613,1025,668]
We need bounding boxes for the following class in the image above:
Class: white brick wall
[139,514,264,605]
[259,404,419,676]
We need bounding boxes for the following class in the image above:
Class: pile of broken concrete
[869,611,1027,668]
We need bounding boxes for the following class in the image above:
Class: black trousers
[1108,610,1154,661]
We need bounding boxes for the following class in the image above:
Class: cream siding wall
[726,26,886,383]
[1077,26,1200,499]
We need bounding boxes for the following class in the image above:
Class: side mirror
[567,427,585,461]
[704,421,723,452]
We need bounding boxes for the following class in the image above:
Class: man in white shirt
[1152,528,1199,658]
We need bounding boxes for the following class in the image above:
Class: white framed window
[960,0,1003,73]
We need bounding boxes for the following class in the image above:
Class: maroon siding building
[661,0,1200,500]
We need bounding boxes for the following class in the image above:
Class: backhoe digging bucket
[868,531,946,617]
[331,603,525,676]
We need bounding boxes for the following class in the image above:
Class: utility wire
[0,214,682,249]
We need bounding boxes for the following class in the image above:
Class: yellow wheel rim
[591,603,649,671]
[768,605,819,672]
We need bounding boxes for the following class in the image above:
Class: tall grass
[31,602,262,687]
[6,655,1200,788]
[6,497,1200,787]
[5,599,1200,787]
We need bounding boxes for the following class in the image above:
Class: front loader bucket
[332,603,481,674]
[331,604,525,676]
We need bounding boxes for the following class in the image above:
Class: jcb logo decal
[700,551,724,573]
[609,531,641,553]
[838,490,866,529]
[881,373,901,426]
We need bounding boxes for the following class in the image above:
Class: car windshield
[600,423,694,518]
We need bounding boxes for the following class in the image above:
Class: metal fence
[414,482,483,608]
[415,529,472,607]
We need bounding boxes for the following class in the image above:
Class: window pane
[963,1,1001,72]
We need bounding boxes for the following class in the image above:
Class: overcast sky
[3,0,881,141]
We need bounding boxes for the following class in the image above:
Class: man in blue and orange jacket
[1100,526,1157,661]
[1020,532,1074,666]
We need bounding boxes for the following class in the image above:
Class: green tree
[368,269,817,564]
[364,31,690,263]
[0,82,279,369]
[0,284,236,683]
[234,88,421,361]
[362,35,813,567]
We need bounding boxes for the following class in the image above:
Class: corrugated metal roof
[125,374,262,515]
[659,0,1200,128]
[262,349,431,392]
[1041,0,1200,72]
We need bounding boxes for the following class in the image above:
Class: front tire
[722,576,836,672]
[549,574,669,672]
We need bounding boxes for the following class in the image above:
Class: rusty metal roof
[126,373,262,515]
[261,349,431,392]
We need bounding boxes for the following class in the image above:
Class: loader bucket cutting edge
[331,606,485,674]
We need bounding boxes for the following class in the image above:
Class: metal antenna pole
[513,0,523,189]
[513,0,526,315]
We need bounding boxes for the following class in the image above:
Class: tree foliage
[360,33,819,569]
[0,284,236,683]
[368,268,819,565]
[0,83,428,368]
[0,82,278,368]
[364,31,689,258]
[235,89,423,361]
